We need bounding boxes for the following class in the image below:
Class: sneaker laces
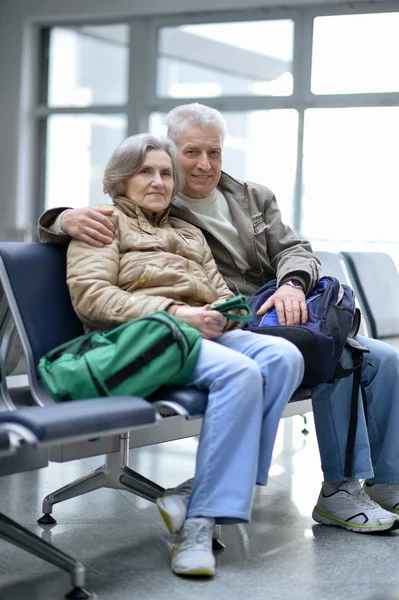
[167,478,194,498]
[177,519,213,550]
[357,487,380,509]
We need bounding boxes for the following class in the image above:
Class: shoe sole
[312,506,399,532]
[173,567,215,577]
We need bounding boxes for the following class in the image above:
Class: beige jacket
[67,197,239,331]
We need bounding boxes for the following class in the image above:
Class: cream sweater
[176,189,250,272]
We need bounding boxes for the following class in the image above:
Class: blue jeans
[312,335,399,483]
[185,329,304,524]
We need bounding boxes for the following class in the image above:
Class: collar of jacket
[217,171,246,197]
[113,196,170,232]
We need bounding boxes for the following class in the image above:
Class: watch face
[286,279,303,290]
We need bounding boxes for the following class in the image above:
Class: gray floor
[0,414,398,600]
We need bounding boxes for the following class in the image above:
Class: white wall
[0,0,392,239]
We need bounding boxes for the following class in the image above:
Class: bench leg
[0,512,92,599]
[38,432,164,524]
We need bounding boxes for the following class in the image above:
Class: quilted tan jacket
[67,196,239,331]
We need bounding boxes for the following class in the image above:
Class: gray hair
[103,133,184,199]
[166,103,227,144]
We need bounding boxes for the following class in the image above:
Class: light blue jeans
[185,329,304,524]
[312,335,399,483]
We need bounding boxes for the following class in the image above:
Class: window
[302,107,399,243]
[311,13,399,95]
[47,25,129,106]
[41,24,129,210]
[33,8,399,268]
[157,20,294,98]
[45,115,127,209]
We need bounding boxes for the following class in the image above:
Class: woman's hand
[174,305,227,339]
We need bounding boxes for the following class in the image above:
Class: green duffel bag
[38,311,202,402]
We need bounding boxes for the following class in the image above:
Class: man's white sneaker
[312,480,399,532]
[365,482,399,515]
[156,478,193,535]
[171,517,216,577]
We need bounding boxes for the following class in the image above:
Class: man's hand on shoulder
[256,285,308,326]
[60,206,115,247]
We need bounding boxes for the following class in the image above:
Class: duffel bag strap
[210,295,253,322]
[104,331,176,390]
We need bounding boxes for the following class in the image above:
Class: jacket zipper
[243,183,264,280]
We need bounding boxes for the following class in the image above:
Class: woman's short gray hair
[166,103,227,144]
[103,133,184,199]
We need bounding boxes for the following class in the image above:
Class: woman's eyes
[139,168,172,177]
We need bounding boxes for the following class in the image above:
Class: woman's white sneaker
[156,478,193,535]
[312,480,399,532]
[171,517,216,577]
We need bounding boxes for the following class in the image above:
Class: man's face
[175,125,223,199]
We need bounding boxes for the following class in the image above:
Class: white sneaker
[365,482,399,515]
[171,517,216,577]
[312,480,399,532]
[156,478,193,535]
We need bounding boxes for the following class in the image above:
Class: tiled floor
[0,414,399,600]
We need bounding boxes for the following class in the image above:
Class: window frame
[33,1,399,237]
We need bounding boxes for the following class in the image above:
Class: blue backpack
[246,276,368,478]
[246,276,362,386]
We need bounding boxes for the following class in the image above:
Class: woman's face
[124,149,174,212]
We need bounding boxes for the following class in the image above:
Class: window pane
[157,20,293,98]
[47,25,129,106]
[311,13,399,94]
[150,109,298,226]
[45,114,127,210]
[302,108,399,244]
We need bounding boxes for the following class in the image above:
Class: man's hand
[174,305,227,339]
[256,284,308,326]
[60,207,115,247]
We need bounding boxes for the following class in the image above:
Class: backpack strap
[330,337,371,479]
[343,349,364,478]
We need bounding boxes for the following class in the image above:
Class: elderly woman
[67,134,304,577]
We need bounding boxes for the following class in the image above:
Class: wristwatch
[282,279,305,292]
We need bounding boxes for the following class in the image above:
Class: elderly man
[39,103,399,536]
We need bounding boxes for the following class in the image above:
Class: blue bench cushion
[0,398,156,443]
[0,430,10,453]
[148,385,312,418]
